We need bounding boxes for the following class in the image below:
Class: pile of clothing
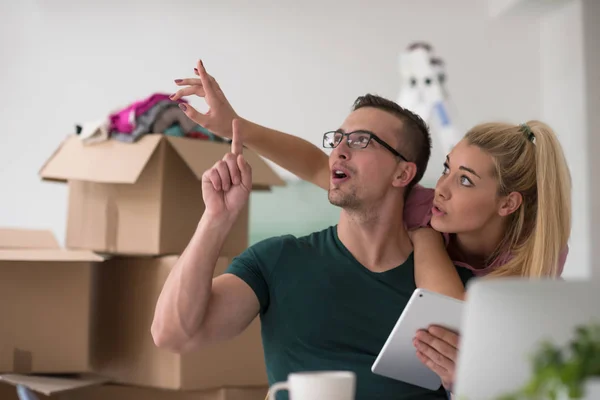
[75,93,229,145]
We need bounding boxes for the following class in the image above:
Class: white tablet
[371,288,464,390]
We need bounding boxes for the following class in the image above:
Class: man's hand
[171,59,240,139]
[413,325,460,391]
[201,119,252,221]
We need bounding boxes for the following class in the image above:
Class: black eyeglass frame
[322,130,410,162]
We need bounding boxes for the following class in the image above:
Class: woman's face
[430,139,504,234]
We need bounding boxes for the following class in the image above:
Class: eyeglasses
[322,130,409,162]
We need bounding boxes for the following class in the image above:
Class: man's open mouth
[333,170,348,179]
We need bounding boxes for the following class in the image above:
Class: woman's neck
[453,223,507,269]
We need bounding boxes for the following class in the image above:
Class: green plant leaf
[495,321,600,400]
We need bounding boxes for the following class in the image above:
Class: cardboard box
[39,135,285,256]
[66,385,270,400]
[0,229,105,374]
[0,374,109,399]
[0,228,60,249]
[92,255,268,390]
[0,375,268,400]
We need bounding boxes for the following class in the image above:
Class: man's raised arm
[151,119,259,353]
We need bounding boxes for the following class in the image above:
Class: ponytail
[465,121,571,278]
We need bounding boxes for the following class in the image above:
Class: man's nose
[333,140,351,160]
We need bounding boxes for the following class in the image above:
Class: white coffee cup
[268,370,356,400]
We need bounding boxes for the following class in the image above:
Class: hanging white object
[396,43,462,156]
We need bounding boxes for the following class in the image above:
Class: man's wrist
[197,211,240,243]
[200,211,238,229]
[191,212,238,254]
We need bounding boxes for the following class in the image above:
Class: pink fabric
[404,184,436,230]
[108,93,188,134]
[403,184,568,277]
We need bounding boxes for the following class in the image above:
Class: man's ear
[392,163,417,188]
[498,191,523,217]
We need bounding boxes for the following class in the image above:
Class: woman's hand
[413,325,460,391]
[407,227,438,244]
[171,59,241,139]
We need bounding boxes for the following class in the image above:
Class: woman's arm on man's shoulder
[409,227,465,300]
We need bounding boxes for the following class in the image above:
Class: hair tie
[519,123,535,143]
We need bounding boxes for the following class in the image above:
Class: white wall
[488,0,577,17]
[539,0,589,279]
[488,0,523,17]
[0,0,587,278]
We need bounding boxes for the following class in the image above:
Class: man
[152,61,472,399]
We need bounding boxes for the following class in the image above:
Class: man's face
[327,107,406,210]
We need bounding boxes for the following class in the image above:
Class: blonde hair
[464,120,571,278]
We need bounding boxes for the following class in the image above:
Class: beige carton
[0,230,267,391]
[66,385,269,400]
[0,229,104,374]
[0,228,60,249]
[0,374,107,400]
[39,135,285,256]
[0,375,267,400]
[92,255,268,390]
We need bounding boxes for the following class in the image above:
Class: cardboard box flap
[39,135,163,184]
[0,374,110,396]
[166,136,286,188]
[0,249,105,262]
[0,228,60,249]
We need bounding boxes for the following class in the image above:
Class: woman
[171,60,572,393]
[408,120,571,393]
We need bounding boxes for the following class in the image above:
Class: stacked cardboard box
[0,134,285,399]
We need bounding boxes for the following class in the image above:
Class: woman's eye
[442,164,449,175]
[460,176,473,186]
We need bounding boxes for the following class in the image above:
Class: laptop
[453,278,600,400]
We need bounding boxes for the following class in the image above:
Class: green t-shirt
[226,225,473,399]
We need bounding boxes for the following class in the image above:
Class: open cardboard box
[39,134,285,256]
[0,228,105,374]
[0,374,109,399]
[0,228,268,392]
[0,228,60,250]
[0,375,267,400]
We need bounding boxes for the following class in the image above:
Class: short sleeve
[225,236,287,315]
[403,184,435,229]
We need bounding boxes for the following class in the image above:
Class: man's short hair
[352,94,432,191]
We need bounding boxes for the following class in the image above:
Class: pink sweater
[404,185,568,277]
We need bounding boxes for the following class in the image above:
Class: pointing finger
[223,153,240,186]
[231,119,243,155]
